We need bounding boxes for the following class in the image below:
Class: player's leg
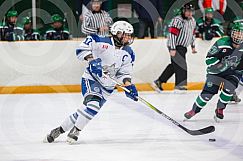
[231,76,243,103]
[66,95,105,143]
[184,75,220,119]
[66,78,111,144]
[214,74,240,121]
[43,78,90,143]
[172,46,187,90]
[44,78,109,143]
[148,21,155,38]
[154,63,174,91]
[138,20,146,39]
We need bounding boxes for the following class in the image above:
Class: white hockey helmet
[110,21,134,35]
[110,21,134,47]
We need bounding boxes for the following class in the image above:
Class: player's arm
[167,18,183,56]
[76,36,94,61]
[235,55,243,75]
[117,54,138,101]
[15,27,24,40]
[81,14,98,35]
[191,19,197,53]
[76,36,103,77]
[62,29,70,40]
[212,20,224,37]
[206,42,229,74]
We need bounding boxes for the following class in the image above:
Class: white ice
[0,91,242,161]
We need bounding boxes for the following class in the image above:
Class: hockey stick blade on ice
[138,96,215,136]
[103,74,215,136]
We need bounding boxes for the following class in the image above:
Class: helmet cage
[110,21,134,47]
[231,29,243,45]
[113,32,134,47]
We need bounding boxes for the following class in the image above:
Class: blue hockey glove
[88,58,102,77]
[125,84,138,101]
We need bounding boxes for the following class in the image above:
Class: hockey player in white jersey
[44,21,138,144]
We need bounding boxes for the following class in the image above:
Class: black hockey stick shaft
[104,74,215,136]
[137,96,215,135]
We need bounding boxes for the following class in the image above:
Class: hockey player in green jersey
[45,14,70,40]
[0,10,24,41]
[23,17,40,40]
[196,8,224,40]
[184,22,243,122]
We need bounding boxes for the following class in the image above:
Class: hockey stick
[103,74,215,136]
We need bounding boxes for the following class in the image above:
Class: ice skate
[230,93,241,104]
[67,126,80,144]
[214,108,224,123]
[152,80,163,93]
[184,109,196,121]
[44,126,65,143]
[174,86,187,94]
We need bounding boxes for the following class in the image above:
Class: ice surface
[0,91,242,161]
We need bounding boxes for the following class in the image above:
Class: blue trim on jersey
[76,49,82,56]
[90,34,113,45]
[84,107,97,116]
[73,112,79,120]
[122,46,135,62]
[81,78,109,107]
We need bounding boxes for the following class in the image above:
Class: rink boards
[0,38,218,94]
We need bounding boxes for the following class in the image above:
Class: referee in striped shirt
[82,0,113,36]
[154,3,197,91]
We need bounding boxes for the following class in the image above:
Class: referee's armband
[169,27,180,36]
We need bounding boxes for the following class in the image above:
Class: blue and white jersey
[76,34,135,90]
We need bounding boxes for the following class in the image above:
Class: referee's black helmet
[181,3,194,13]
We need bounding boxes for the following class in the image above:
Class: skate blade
[228,101,240,105]
[213,115,221,123]
[150,83,163,93]
[43,135,49,143]
[174,90,187,94]
[66,137,77,145]
[183,118,190,122]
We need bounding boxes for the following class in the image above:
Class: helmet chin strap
[113,35,124,48]
[113,32,134,47]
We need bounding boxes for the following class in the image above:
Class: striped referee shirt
[167,15,196,50]
[82,10,113,36]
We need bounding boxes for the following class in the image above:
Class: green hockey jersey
[0,22,24,41]
[206,37,243,75]
[196,17,224,40]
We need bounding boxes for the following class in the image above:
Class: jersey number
[83,37,92,45]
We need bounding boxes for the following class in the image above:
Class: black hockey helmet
[181,3,194,13]
[91,0,102,4]
[181,3,194,19]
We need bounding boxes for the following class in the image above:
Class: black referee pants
[158,46,187,87]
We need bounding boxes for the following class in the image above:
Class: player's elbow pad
[76,49,92,61]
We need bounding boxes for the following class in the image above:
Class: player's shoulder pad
[212,18,222,25]
[122,46,135,62]
[63,27,69,32]
[45,26,55,33]
[174,15,183,21]
[33,29,40,33]
[208,37,231,55]
[15,23,23,30]
[90,34,113,45]
[216,36,231,47]
[196,17,204,24]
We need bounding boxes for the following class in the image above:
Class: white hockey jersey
[76,34,135,90]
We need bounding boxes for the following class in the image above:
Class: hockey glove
[88,58,102,77]
[125,84,138,101]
